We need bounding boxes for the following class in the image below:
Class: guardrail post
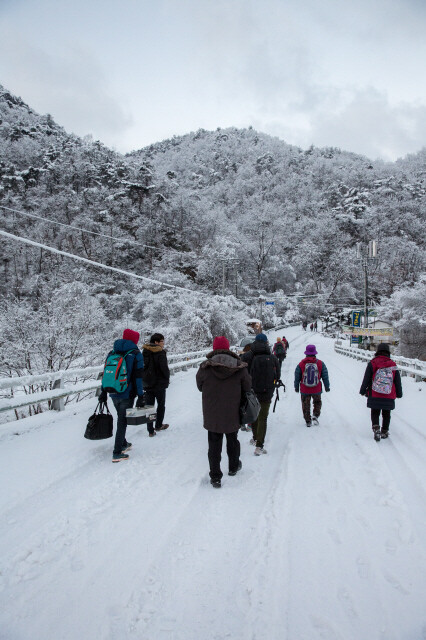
[51,378,65,411]
[415,363,422,383]
[95,372,102,397]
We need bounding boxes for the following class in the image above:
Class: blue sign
[265,301,275,305]
[352,311,361,327]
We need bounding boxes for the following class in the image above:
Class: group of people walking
[99,329,170,462]
[302,320,318,331]
[99,328,402,485]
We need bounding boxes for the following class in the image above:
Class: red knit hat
[123,328,140,344]
[213,336,230,351]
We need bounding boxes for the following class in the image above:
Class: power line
[0,229,207,296]
[0,204,156,249]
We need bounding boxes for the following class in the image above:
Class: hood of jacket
[113,338,138,353]
[250,341,271,356]
[142,343,164,353]
[200,349,247,379]
[371,355,396,369]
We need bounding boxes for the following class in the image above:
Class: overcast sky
[1,0,425,161]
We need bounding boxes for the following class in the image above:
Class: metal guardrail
[334,342,426,382]
[0,349,210,414]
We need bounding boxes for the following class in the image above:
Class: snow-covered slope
[1,328,425,640]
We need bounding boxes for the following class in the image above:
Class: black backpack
[251,354,276,393]
[274,342,285,355]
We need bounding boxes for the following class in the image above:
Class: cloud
[0,29,132,146]
[1,0,425,158]
[254,86,426,161]
[308,88,426,161]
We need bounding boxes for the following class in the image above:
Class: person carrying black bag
[99,328,145,462]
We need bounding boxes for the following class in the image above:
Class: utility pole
[219,257,239,297]
[356,240,377,330]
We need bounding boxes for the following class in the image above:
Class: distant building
[246,318,262,335]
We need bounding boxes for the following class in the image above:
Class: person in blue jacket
[99,328,144,462]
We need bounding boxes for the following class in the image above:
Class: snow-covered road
[1,327,425,640]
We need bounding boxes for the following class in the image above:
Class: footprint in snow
[384,570,410,595]
[328,528,342,545]
[356,556,370,579]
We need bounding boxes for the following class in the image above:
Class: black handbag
[84,401,113,440]
[239,389,261,425]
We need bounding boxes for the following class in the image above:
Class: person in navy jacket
[99,328,144,462]
[294,344,330,427]
[359,343,402,440]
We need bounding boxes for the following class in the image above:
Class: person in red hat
[99,329,145,462]
[294,344,330,427]
[196,336,251,488]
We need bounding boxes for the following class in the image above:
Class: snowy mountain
[0,84,425,365]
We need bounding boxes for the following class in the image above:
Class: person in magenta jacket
[294,344,330,427]
[359,343,402,441]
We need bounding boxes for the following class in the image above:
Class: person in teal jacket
[99,328,144,462]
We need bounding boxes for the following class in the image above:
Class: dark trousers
[371,408,391,432]
[145,388,166,434]
[208,431,240,480]
[112,397,134,455]
[301,394,322,423]
[251,400,271,448]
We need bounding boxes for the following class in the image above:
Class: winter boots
[373,426,381,442]
[228,461,242,476]
[254,446,267,456]
[112,452,129,462]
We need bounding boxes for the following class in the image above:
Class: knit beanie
[123,328,140,344]
[213,336,230,351]
[375,342,390,355]
[255,333,268,343]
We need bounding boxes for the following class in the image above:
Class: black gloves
[136,394,145,408]
[99,389,107,403]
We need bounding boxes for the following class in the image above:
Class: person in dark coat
[294,344,330,427]
[272,337,286,373]
[359,343,402,441]
[240,343,254,431]
[196,336,251,488]
[99,328,144,462]
[142,333,170,436]
[242,333,280,455]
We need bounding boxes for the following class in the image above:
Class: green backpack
[101,350,135,394]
